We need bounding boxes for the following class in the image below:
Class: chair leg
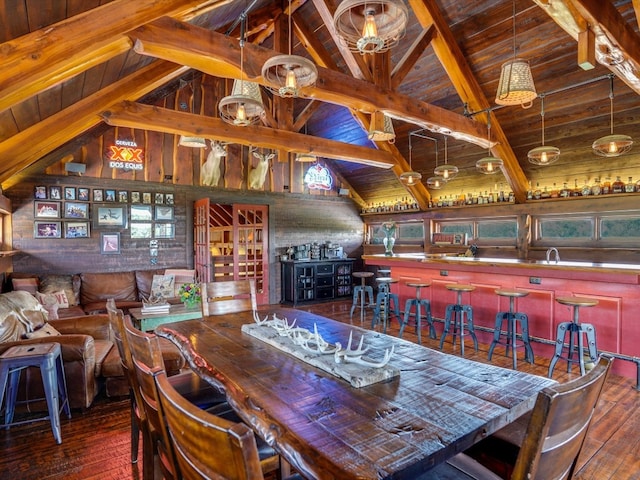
[583,323,598,363]
[130,395,139,463]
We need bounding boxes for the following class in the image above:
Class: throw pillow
[12,277,39,294]
[36,290,69,309]
[24,323,61,339]
[39,274,79,306]
[150,274,175,299]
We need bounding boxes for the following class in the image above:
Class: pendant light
[426,136,447,189]
[592,75,633,157]
[178,79,207,148]
[476,114,503,175]
[528,95,560,165]
[333,0,408,54]
[368,111,395,142]
[261,0,317,98]
[433,136,458,180]
[219,18,265,126]
[399,131,421,186]
[495,0,537,108]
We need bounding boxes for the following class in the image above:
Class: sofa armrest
[0,334,95,364]
[50,314,112,341]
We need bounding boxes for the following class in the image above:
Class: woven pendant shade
[368,112,395,142]
[219,80,265,126]
[495,58,537,108]
[262,55,318,98]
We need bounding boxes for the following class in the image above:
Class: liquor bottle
[591,178,602,196]
[550,183,559,198]
[581,180,591,196]
[602,177,611,195]
[526,181,533,200]
[534,182,542,200]
[560,182,571,198]
[572,179,581,196]
[625,177,635,193]
[541,186,550,199]
[612,176,624,194]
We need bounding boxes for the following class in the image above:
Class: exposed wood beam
[292,11,336,69]
[131,17,490,148]
[0,0,227,113]
[0,62,188,188]
[634,0,640,29]
[391,26,436,89]
[409,0,528,203]
[100,101,397,169]
[293,100,322,132]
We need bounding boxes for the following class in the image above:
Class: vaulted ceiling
[1,0,640,208]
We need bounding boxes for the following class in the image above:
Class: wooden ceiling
[1,0,640,208]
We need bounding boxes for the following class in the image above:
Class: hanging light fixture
[592,75,633,157]
[433,136,458,180]
[399,131,422,186]
[426,136,447,189]
[178,79,207,148]
[262,0,317,98]
[528,95,560,165]
[333,0,408,54]
[476,114,504,175]
[495,0,537,108]
[219,18,265,126]
[368,111,395,142]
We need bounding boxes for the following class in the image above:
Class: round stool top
[495,288,529,298]
[556,296,598,308]
[446,284,475,292]
[377,269,391,275]
[353,271,374,279]
[406,282,431,288]
[376,277,398,284]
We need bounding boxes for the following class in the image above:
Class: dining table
[156,306,556,480]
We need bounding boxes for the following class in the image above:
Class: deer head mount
[200,140,228,187]
[248,148,276,190]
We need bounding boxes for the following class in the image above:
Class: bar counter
[363,253,640,379]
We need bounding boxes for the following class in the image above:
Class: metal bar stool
[399,282,435,344]
[488,289,534,370]
[372,277,400,333]
[0,342,70,444]
[349,271,374,322]
[439,284,478,356]
[548,296,598,377]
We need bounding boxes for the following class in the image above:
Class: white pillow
[36,290,69,309]
[25,323,61,339]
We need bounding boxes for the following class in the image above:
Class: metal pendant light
[368,111,395,143]
[399,132,421,186]
[426,136,446,189]
[528,95,560,165]
[495,0,536,108]
[333,0,408,54]
[261,0,317,98]
[433,136,458,180]
[592,75,633,157]
[178,79,207,148]
[476,114,503,175]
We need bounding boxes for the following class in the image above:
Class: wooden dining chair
[427,355,613,479]
[201,279,257,316]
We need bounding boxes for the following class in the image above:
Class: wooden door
[233,204,269,305]
[193,198,211,283]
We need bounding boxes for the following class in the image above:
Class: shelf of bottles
[528,176,638,200]
[361,197,420,214]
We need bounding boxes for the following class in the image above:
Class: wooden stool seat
[556,296,599,308]
[376,277,398,285]
[445,284,475,293]
[372,278,400,333]
[350,272,374,322]
[399,282,435,344]
[353,271,374,280]
[377,269,391,276]
[440,284,478,355]
[488,289,534,370]
[406,282,431,289]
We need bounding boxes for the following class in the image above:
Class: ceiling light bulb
[285,69,297,90]
[234,104,247,125]
[362,12,378,38]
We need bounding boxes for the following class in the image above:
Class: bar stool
[0,342,70,444]
[439,284,478,356]
[350,271,374,322]
[399,282,435,344]
[488,289,534,370]
[548,296,598,377]
[372,277,400,333]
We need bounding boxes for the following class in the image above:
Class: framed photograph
[64,186,76,200]
[49,186,62,200]
[64,201,89,219]
[94,205,127,228]
[34,201,61,218]
[118,190,128,203]
[65,221,90,238]
[77,188,90,201]
[165,193,174,205]
[34,221,61,238]
[93,189,103,202]
[130,204,152,221]
[131,223,152,239]
[155,205,174,221]
[154,223,175,239]
[104,189,116,202]
[130,191,141,204]
[35,186,47,199]
[142,192,152,204]
[155,193,164,204]
[101,232,120,254]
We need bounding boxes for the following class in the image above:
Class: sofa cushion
[93,339,115,377]
[39,274,80,307]
[12,277,39,294]
[80,272,138,305]
[135,269,165,301]
[100,345,124,378]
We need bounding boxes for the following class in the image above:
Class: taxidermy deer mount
[200,140,228,187]
[248,148,275,190]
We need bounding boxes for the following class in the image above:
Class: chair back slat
[156,370,265,480]
[513,355,613,480]
[201,280,257,316]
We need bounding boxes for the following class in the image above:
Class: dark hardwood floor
[1,299,638,480]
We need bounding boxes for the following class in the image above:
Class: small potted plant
[178,282,202,309]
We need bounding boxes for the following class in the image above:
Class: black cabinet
[281,260,354,305]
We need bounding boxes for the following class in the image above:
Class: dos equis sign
[106,139,145,171]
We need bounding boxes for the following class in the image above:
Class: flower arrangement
[178,283,202,308]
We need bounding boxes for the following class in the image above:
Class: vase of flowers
[381,221,396,256]
[179,282,201,309]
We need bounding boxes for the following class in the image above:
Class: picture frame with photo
[130,204,152,221]
[101,232,120,254]
[93,189,104,202]
[35,186,47,199]
[65,221,90,238]
[64,201,89,219]
[104,189,116,202]
[118,190,128,203]
[64,186,76,200]
[154,223,175,239]
[94,205,127,228]
[34,221,62,239]
[77,188,90,201]
[142,192,152,204]
[130,191,141,203]
[155,205,174,221]
[165,193,174,205]
[131,223,152,239]
[34,201,61,218]
[155,193,164,204]
[49,186,62,200]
